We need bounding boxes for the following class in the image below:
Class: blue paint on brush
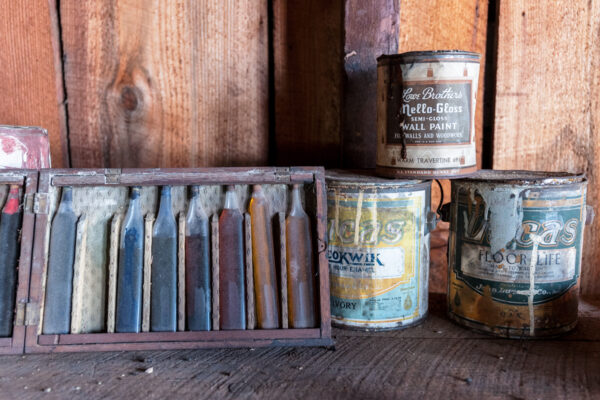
[116,187,144,333]
[151,186,177,332]
[43,186,77,335]
[185,186,211,331]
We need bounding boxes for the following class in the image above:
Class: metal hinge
[15,301,40,326]
[104,168,122,184]
[25,193,49,214]
[273,168,291,182]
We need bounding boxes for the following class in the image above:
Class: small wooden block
[211,214,219,331]
[278,212,288,329]
[142,213,155,333]
[106,214,122,333]
[70,214,88,334]
[177,213,185,332]
[244,213,255,330]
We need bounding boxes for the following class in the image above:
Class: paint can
[445,170,594,338]
[325,170,437,330]
[376,50,480,179]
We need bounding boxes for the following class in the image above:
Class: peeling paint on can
[326,170,436,330]
[446,170,593,338]
[376,50,480,179]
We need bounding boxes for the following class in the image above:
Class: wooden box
[0,167,332,354]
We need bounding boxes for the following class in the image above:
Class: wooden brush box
[0,170,38,354]
[0,167,332,354]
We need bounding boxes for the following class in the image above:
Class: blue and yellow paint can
[326,171,436,330]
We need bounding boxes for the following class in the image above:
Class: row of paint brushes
[42,184,318,334]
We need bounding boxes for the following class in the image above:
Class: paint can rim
[325,169,430,189]
[453,169,586,185]
[377,50,481,64]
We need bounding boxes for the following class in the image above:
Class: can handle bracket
[585,205,595,225]
[439,203,451,223]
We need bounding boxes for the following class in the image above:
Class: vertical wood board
[343,0,399,168]
[60,0,268,168]
[492,0,600,295]
[273,0,343,167]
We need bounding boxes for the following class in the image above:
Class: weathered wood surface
[3,294,599,399]
[492,0,600,296]
[60,0,269,168]
[343,0,398,168]
[273,0,343,167]
[0,0,68,166]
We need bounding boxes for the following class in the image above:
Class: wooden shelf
[2,293,598,398]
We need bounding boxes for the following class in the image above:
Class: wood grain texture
[142,213,154,332]
[273,0,343,167]
[60,0,268,168]
[0,0,68,166]
[4,295,600,399]
[106,215,122,333]
[492,0,600,295]
[278,212,289,329]
[343,0,399,168]
[589,1,600,297]
[70,215,89,334]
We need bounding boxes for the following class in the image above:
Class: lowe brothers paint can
[446,170,594,338]
[326,170,437,330]
[376,50,480,179]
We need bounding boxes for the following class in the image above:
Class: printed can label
[387,81,472,146]
[453,190,584,305]
[327,188,425,328]
[376,58,480,177]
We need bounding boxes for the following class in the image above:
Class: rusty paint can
[325,170,437,330]
[376,50,480,179]
[445,170,594,338]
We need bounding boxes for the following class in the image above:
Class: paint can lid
[377,50,481,65]
[455,169,586,185]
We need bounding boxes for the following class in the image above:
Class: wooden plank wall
[492,0,600,296]
[273,0,343,167]
[61,0,269,168]
[342,0,399,168]
[0,0,599,295]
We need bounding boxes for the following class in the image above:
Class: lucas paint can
[445,170,594,338]
[325,170,437,330]
[376,50,480,179]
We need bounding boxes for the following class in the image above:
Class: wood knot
[120,86,140,111]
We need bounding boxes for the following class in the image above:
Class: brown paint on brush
[218,187,246,330]
[286,185,317,328]
[249,185,280,329]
